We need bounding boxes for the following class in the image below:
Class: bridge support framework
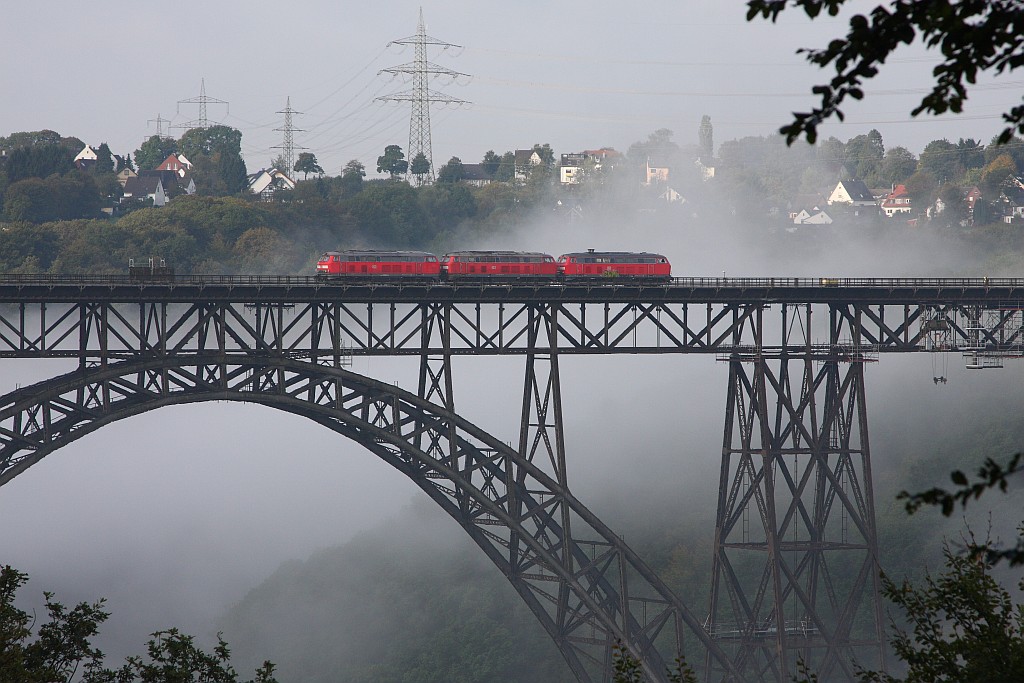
[706,304,886,682]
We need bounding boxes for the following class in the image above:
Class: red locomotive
[557,250,671,278]
[316,250,441,276]
[441,251,559,277]
[315,249,671,280]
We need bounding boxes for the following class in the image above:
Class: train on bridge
[314,249,672,280]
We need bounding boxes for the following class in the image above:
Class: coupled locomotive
[315,249,671,280]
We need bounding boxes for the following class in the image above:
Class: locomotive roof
[442,250,553,257]
[559,251,668,258]
[320,250,437,257]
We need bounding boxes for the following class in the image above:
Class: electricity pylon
[273,97,305,177]
[174,78,228,131]
[377,9,469,184]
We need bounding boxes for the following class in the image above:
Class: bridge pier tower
[706,304,886,683]
[417,303,456,460]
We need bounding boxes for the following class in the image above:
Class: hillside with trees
[5,126,1024,276]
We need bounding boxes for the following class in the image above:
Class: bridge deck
[1,275,1023,304]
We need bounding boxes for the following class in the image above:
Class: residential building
[139,169,196,199]
[645,158,670,186]
[659,187,685,204]
[156,153,193,176]
[827,179,877,207]
[559,153,586,185]
[73,144,98,164]
[695,158,715,182]
[247,168,296,199]
[791,207,833,225]
[958,186,982,225]
[459,163,493,187]
[116,168,138,187]
[513,149,543,182]
[880,184,912,217]
[73,144,126,172]
[121,176,166,207]
[557,149,621,185]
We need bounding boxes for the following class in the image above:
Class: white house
[659,187,685,204]
[73,144,98,163]
[880,184,913,217]
[559,153,586,185]
[644,158,670,186]
[827,179,877,207]
[513,149,544,182]
[247,168,296,199]
[792,207,833,225]
[695,158,715,182]
[121,176,166,207]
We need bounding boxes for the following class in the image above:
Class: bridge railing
[0,274,1023,289]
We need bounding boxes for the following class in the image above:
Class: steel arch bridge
[0,354,735,682]
[5,274,1024,682]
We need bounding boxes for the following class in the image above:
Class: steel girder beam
[0,355,738,683]
[5,299,1024,358]
[706,304,885,683]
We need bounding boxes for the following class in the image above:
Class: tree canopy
[409,152,431,181]
[134,135,178,172]
[0,565,277,683]
[436,156,465,184]
[179,125,242,160]
[376,144,408,179]
[748,0,1024,144]
[293,152,323,179]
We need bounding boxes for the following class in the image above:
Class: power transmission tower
[174,78,229,131]
[272,96,305,177]
[377,8,470,184]
[148,113,171,138]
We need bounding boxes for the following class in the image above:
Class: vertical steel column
[706,304,885,683]
[518,304,568,483]
[514,303,580,665]
[417,303,454,459]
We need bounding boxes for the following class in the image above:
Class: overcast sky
[3,1,1019,177]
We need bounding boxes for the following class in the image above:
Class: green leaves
[871,541,1024,682]
[0,565,276,683]
[293,152,323,180]
[611,642,698,683]
[376,144,409,179]
[898,452,1024,566]
[748,0,1024,145]
[0,565,109,683]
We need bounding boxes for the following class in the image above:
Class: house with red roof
[156,153,192,176]
[880,184,912,217]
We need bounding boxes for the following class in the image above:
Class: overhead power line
[376,8,470,183]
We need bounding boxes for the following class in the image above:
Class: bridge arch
[0,355,734,682]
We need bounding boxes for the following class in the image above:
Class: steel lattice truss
[0,355,737,683]
[706,358,883,681]
[2,297,1024,360]
[4,280,1024,683]
[699,303,886,681]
